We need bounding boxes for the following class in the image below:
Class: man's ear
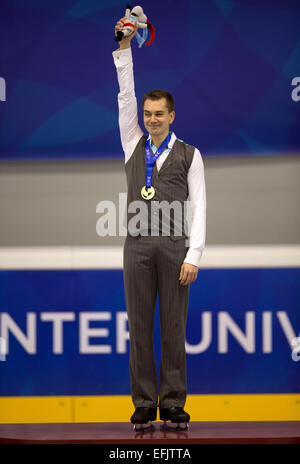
[170,110,175,124]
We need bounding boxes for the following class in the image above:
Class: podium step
[0,421,299,444]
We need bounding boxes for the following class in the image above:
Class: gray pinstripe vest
[125,134,195,239]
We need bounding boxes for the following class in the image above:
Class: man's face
[143,98,175,139]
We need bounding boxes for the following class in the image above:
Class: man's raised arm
[112,17,144,163]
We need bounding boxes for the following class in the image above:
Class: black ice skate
[159,406,190,431]
[130,407,157,432]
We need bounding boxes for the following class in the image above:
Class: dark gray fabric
[123,136,195,411]
[123,234,190,409]
[125,135,195,239]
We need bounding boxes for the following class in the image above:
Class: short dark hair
[142,89,175,113]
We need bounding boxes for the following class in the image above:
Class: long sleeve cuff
[184,248,204,268]
[112,47,132,68]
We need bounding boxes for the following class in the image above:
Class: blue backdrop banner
[0,267,299,396]
[0,0,300,160]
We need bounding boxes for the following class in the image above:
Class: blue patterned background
[0,268,299,395]
[0,0,300,160]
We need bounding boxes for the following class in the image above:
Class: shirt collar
[147,131,177,149]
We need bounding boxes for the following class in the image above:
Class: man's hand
[179,263,198,286]
[115,16,138,50]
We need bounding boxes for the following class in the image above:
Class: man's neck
[151,130,170,148]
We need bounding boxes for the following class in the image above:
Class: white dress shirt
[112,46,206,268]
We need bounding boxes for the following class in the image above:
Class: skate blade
[133,421,154,432]
[160,421,189,431]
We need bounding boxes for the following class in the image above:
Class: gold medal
[141,185,155,200]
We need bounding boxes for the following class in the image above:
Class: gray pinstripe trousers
[123,234,190,409]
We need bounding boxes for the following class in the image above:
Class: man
[113,17,206,430]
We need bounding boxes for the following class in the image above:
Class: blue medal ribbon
[145,131,171,188]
